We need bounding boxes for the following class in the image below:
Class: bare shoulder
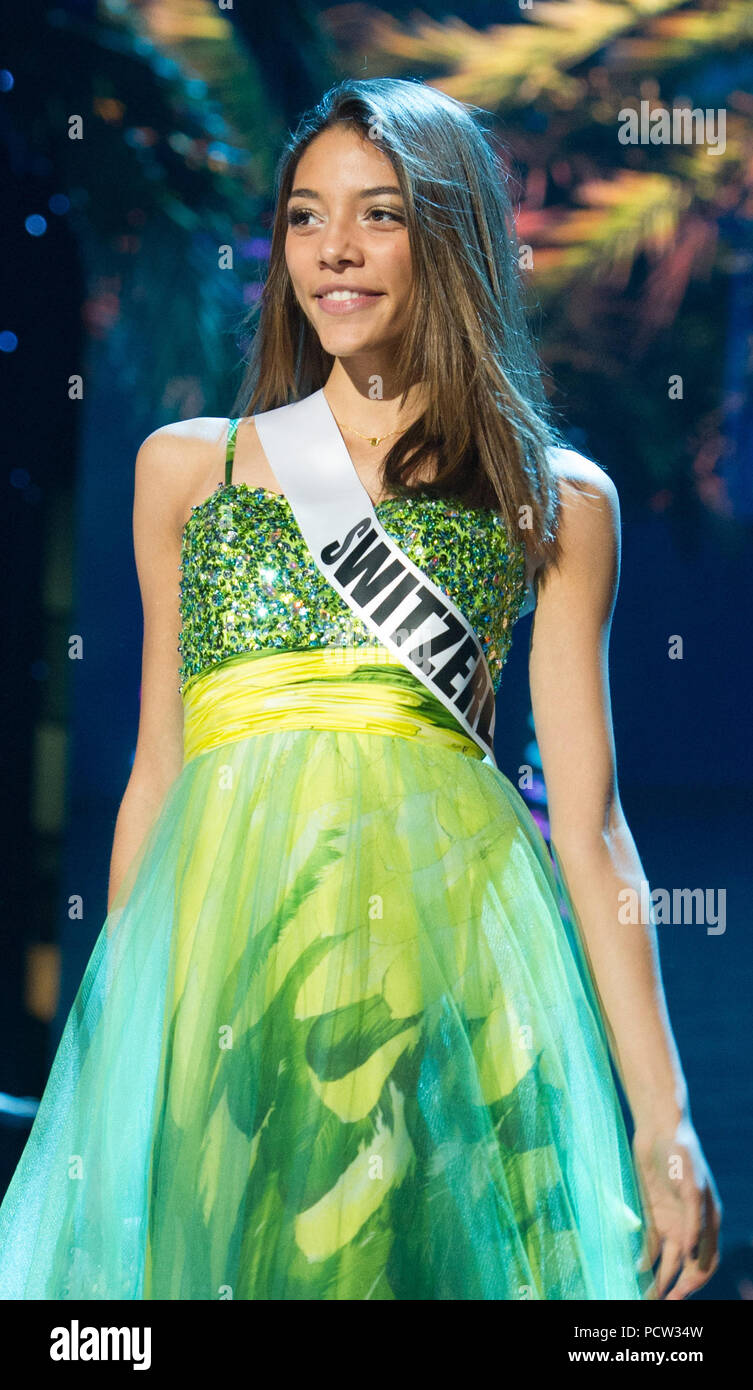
[530,446,621,627]
[549,444,619,510]
[547,445,620,567]
[134,416,233,533]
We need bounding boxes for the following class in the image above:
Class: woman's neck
[322,359,428,438]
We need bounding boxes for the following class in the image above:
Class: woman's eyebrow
[288,185,403,200]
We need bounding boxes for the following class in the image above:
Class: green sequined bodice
[178,424,530,695]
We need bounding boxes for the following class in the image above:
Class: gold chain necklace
[334,416,409,448]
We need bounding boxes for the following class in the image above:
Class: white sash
[253,389,499,766]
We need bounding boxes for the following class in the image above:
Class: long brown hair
[232,77,568,560]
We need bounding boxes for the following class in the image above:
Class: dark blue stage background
[1,0,751,1299]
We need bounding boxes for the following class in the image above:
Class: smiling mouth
[314,289,384,315]
[316,289,382,299]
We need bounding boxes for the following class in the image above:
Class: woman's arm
[527,450,721,1300]
[106,429,188,911]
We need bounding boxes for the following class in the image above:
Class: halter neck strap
[225,418,239,486]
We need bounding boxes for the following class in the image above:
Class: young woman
[0,77,720,1300]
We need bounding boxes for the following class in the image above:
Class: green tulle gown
[0,418,654,1300]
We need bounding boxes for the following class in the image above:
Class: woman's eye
[287,208,315,227]
[366,207,404,223]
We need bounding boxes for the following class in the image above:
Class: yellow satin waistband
[181,648,485,764]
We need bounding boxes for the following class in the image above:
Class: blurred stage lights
[25,214,48,236]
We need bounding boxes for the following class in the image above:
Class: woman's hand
[632,1114,722,1300]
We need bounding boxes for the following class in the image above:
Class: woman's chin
[314,326,402,360]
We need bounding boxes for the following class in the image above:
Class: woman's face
[284,125,413,364]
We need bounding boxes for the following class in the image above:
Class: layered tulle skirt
[0,648,654,1299]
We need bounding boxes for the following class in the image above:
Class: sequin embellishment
[178,482,527,694]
